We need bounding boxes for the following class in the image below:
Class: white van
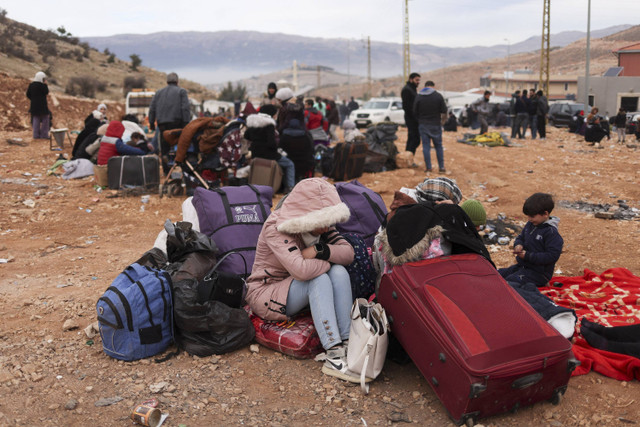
[125,90,155,121]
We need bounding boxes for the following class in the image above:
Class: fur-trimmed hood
[379,225,444,266]
[246,113,276,129]
[276,178,350,235]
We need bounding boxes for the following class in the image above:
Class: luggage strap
[362,192,386,223]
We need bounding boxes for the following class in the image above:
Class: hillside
[81,26,632,85]
[310,24,640,101]
[0,17,215,104]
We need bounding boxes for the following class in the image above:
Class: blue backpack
[96,263,173,361]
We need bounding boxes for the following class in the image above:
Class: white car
[349,97,405,128]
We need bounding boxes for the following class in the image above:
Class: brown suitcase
[248,158,283,193]
[331,141,367,181]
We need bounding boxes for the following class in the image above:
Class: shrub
[107,54,115,63]
[65,76,105,98]
[123,75,146,94]
[129,54,141,71]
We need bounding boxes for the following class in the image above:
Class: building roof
[489,73,578,82]
[614,42,640,55]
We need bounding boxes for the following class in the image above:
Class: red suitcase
[378,254,578,426]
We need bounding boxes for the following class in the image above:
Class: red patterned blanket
[540,267,640,381]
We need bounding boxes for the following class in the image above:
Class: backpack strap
[362,191,386,224]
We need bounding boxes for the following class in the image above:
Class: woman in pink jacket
[246,178,358,382]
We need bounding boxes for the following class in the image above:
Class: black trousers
[404,114,420,154]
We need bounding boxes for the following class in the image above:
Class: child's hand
[516,250,526,259]
[513,244,523,254]
[301,246,316,259]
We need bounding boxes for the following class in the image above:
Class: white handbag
[347,298,390,394]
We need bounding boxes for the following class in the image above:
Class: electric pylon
[539,0,550,94]
[403,0,410,82]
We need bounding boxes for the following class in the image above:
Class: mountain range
[82,25,631,85]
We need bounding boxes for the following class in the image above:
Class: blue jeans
[276,156,295,190]
[418,123,444,171]
[286,264,352,350]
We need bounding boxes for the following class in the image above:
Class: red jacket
[304,108,328,132]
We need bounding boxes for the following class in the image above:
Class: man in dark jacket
[148,72,191,172]
[401,72,421,153]
[413,80,448,172]
[527,89,538,139]
[535,90,549,140]
[512,91,530,139]
[26,71,50,139]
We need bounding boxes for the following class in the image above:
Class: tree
[107,54,115,63]
[130,54,142,71]
[218,82,247,102]
[56,26,71,38]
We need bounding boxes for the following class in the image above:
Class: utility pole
[402,0,410,82]
[584,0,591,110]
[505,38,511,96]
[347,40,351,101]
[367,36,372,99]
[539,0,551,95]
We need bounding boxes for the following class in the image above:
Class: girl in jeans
[246,178,359,382]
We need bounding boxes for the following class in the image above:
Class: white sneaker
[321,345,369,383]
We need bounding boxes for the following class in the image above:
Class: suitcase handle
[511,373,543,390]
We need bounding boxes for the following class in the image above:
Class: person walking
[535,90,549,140]
[148,72,191,173]
[413,80,448,173]
[471,90,492,134]
[26,71,51,140]
[401,72,421,154]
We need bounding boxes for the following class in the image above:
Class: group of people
[244,172,565,382]
[510,88,550,140]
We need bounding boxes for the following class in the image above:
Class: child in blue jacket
[499,193,564,287]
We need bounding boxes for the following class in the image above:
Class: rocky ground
[1,68,640,426]
[1,119,639,426]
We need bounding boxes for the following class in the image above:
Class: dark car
[548,102,584,128]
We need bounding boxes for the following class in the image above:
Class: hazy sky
[5,0,638,47]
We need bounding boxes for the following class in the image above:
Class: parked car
[349,97,404,128]
[625,111,640,134]
[548,102,584,128]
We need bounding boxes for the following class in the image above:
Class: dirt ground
[1,83,640,425]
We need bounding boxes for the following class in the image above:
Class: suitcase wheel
[549,390,562,405]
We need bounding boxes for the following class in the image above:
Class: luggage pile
[94,178,580,424]
[363,122,399,173]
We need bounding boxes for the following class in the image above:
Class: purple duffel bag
[192,185,273,276]
[334,180,387,248]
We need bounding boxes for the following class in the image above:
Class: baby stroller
[160,118,245,198]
